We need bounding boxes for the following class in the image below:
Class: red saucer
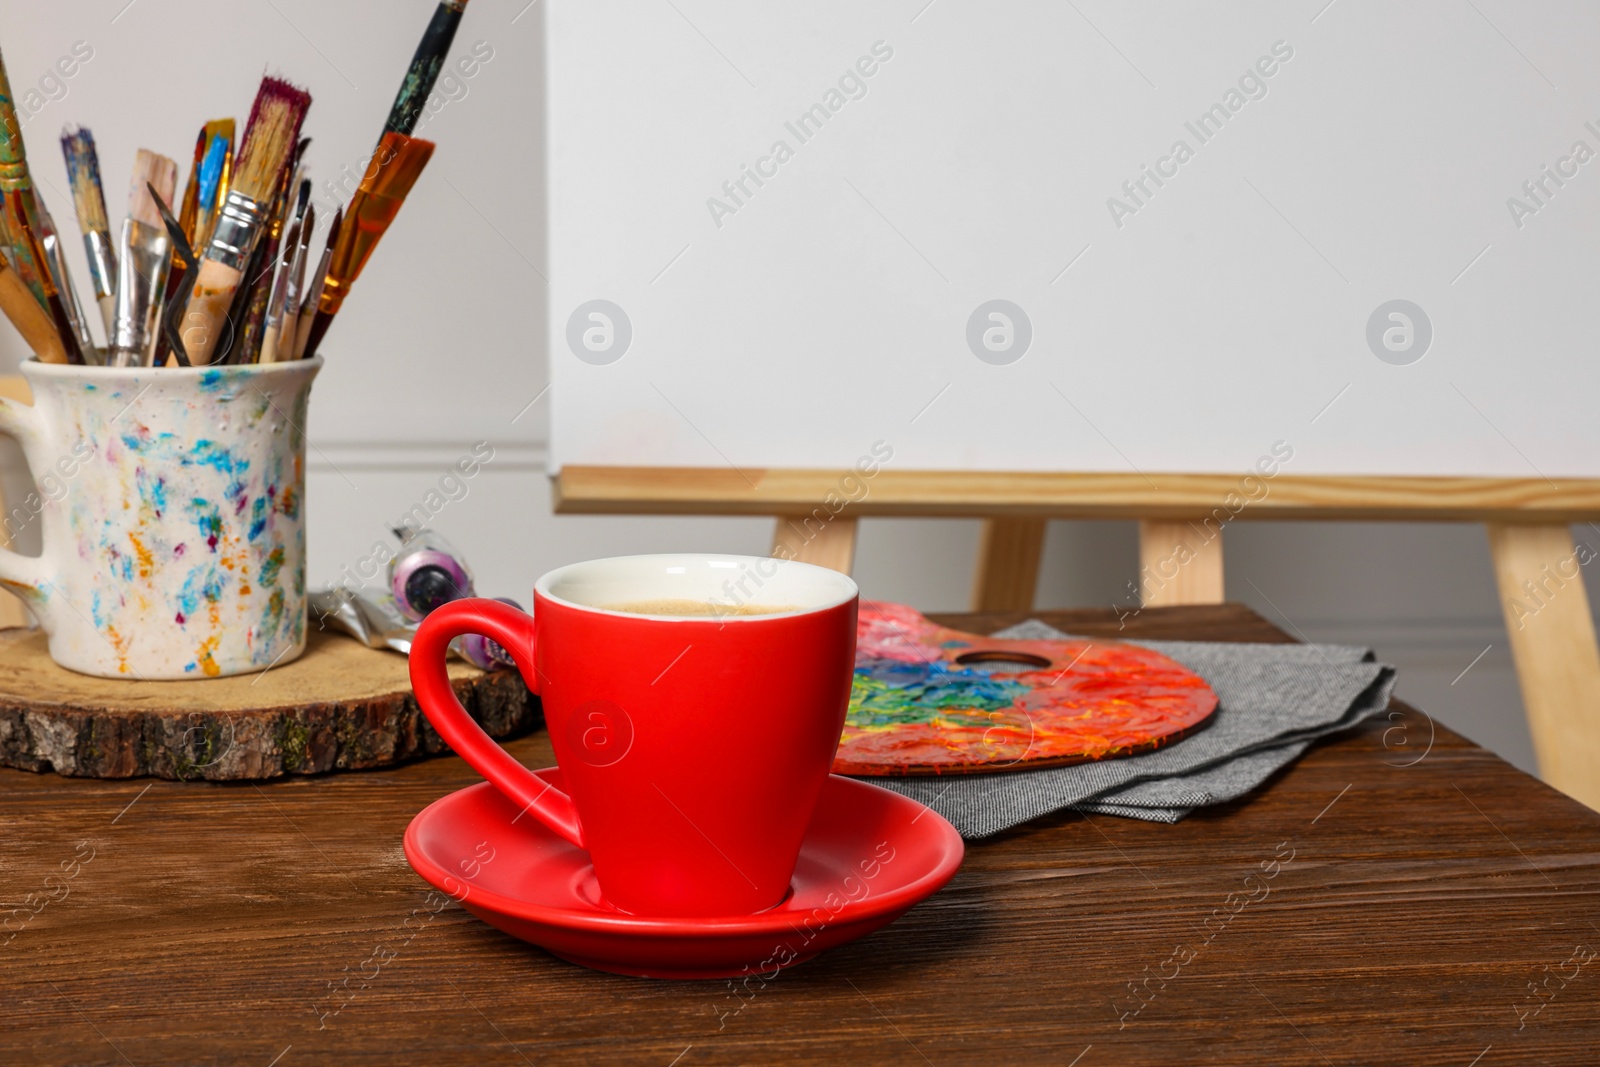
[403,771,964,979]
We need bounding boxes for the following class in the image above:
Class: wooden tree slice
[0,627,539,780]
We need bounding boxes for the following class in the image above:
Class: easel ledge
[556,464,1600,812]
[555,466,1600,522]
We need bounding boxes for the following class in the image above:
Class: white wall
[1,1,1592,781]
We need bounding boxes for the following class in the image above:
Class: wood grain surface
[969,517,1047,611]
[1139,519,1226,607]
[0,627,539,780]
[1487,523,1600,811]
[770,513,859,574]
[2,604,1597,1065]
[555,465,1600,521]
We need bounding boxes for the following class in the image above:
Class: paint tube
[389,527,474,621]
[456,597,521,671]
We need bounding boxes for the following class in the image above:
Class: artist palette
[833,601,1218,776]
[403,772,963,979]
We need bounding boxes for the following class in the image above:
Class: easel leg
[772,515,858,574]
[1139,520,1225,606]
[1488,522,1600,809]
[970,518,1047,611]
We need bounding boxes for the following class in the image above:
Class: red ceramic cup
[409,554,859,917]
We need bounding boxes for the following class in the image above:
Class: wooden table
[3,604,1597,1065]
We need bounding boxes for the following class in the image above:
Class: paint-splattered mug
[0,357,321,679]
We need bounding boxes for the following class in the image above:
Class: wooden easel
[557,465,1600,811]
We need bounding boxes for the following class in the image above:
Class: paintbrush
[37,196,97,361]
[229,141,309,364]
[291,178,311,230]
[0,47,61,317]
[109,150,178,368]
[303,132,433,357]
[262,195,311,363]
[152,127,205,368]
[182,77,310,365]
[293,206,340,360]
[194,120,235,249]
[147,182,196,368]
[61,127,116,339]
[271,201,314,363]
[7,190,84,365]
[385,0,471,140]
[257,218,301,365]
[154,121,234,367]
[174,126,207,247]
[0,250,67,364]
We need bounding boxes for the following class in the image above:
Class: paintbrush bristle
[128,149,178,229]
[198,118,235,204]
[278,221,302,272]
[235,77,312,202]
[198,134,230,207]
[188,126,207,167]
[60,127,109,236]
[325,207,343,250]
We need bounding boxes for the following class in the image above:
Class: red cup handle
[410,598,584,848]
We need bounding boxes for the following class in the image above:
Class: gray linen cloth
[865,620,1397,837]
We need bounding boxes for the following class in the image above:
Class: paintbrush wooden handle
[258,322,281,365]
[96,293,114,338]
[293,306,319,360]
[181,258,242,365]
[276,308,300,362]
[0,257,67,363]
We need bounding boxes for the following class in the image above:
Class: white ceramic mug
[0,357,322,679]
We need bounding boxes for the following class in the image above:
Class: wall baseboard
[307,439,546,472]
[1291,617,1506,660]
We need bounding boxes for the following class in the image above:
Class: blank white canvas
[548,0,1600,478]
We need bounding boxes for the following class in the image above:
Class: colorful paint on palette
[0,358,322,679]
[832,601,1219,776]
